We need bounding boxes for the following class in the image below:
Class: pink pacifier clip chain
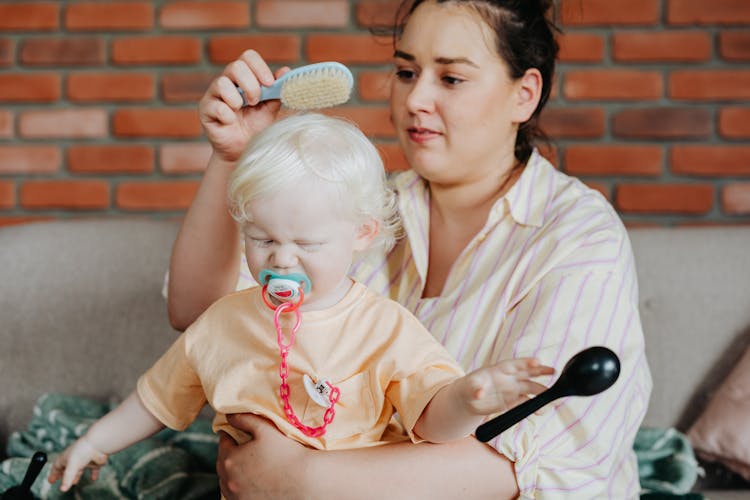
[266,285,340,437]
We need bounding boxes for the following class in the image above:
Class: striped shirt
[232,150,652,498]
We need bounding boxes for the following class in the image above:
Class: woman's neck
[421,162,524,299]
[428,162,523,228]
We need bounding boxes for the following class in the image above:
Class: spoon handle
[20,452,46,489]
[475,389,560,442]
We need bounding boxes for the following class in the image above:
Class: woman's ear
[353,218,380,252]
[513,67,543,124]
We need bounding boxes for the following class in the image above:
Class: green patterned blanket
[1,394,701,499]
[0,394,219,499]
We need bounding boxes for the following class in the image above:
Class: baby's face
[242,183,370,311]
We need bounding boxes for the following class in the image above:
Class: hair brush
[236,61,353,111]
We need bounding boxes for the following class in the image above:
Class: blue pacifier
[259,270,311,302]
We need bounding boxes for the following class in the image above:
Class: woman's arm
[167,50,287,330]
[217,413,519,500]
[167,153,243,331]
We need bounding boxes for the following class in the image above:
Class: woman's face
[390,0,527,186]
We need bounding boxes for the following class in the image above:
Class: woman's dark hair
[391,0,560,166]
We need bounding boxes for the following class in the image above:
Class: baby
[49,113,553,492]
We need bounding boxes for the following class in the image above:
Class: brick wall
[0,0,748,226]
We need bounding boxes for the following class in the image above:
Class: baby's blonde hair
[228,113,399,253]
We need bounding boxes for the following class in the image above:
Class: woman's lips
[407,127,442,143]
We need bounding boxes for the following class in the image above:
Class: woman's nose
[405,74,435,114]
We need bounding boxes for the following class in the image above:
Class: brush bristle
[280,67,353,110]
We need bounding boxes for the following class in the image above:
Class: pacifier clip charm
[260,270,341,438]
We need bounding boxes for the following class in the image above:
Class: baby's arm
[414,358,554,443]
[48,391,164,492]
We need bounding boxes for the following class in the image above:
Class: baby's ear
[353,218,380,251]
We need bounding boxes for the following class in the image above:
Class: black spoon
[475,346,620,442]
[1,451,47,500]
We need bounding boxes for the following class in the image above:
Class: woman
[168,0,652,498]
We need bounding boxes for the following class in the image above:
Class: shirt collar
[500,149,548,228]
[391,149,551,229]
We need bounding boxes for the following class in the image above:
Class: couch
[1,218,748,498]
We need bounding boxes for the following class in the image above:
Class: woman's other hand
[218,413,310,500]
[199,50,289,163]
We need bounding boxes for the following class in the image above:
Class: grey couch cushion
[629,227,750,432]
[0,219,180,457]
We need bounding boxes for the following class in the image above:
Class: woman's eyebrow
[393,49,414,61]
[393,49,479,68]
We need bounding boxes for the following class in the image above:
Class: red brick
[564,70,663,100]
[160,142,212,174]
[116,181,199,210]
[374,142,409,172]
[324,106,394,138]
[0,39,13,66]
[66,2,154,31]
[612,108,711,139]
[20,37,105,66]
[0,146,60,174]
[719,31,750,61]
[21,180,110,210]
[19,109,108,139]
[612,32,711,62]
[539,107,605,139]
[560,0,659,26]
[112,36,201,65]
[355,0,401,28]
[0,2,59,31]
[67,145,154,174]
[0,74,60,103]
[359,71,392,101]
[615,183,713,214]
[160,1,249,29]
[68,72,155,102]
[671,145,750,176]
[0,111,12,138]
[719,107,750,139]
[161,72,214,103]
[306,34,393,64]
[670,70,750,101]
[256,1,348,28]
[667,0,750,25]
[0,181,15,209]
[208,35,300,64]
[722,183,750,215]
[113,109,202,138]
[564,145,663,176]
[558,33,605,63]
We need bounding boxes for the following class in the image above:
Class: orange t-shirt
[137,282,463,450]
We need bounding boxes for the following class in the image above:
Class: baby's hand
[462,358,555,415]
[48,436,108,492]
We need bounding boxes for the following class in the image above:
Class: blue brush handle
[236,62,352,107]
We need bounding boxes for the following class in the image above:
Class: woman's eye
[395,69,416,81]
[442,75,464,86]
